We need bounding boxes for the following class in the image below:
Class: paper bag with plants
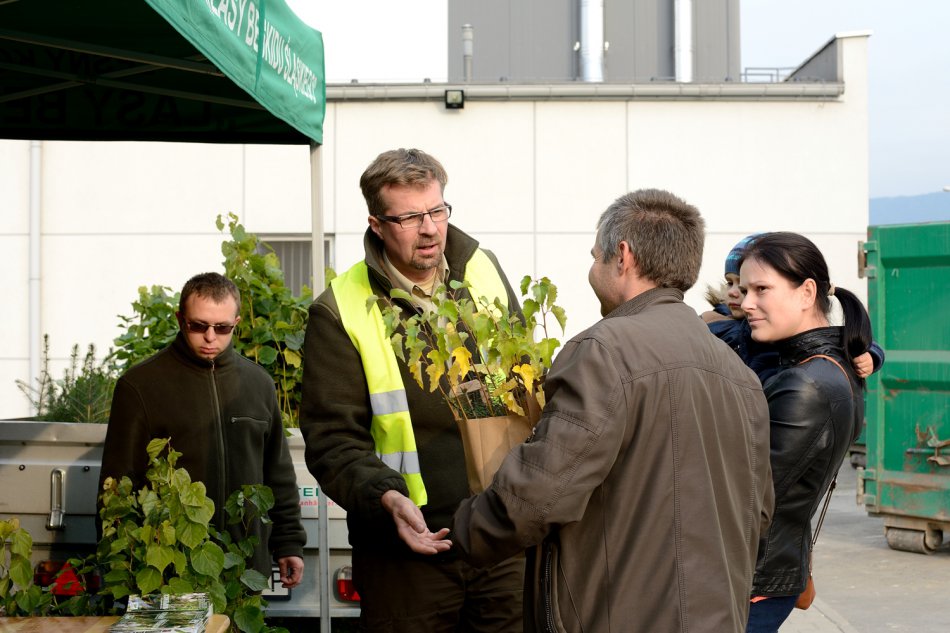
[377,275,566,492]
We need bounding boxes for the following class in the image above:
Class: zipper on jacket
[209,360,227,526]
[541,541,556,633]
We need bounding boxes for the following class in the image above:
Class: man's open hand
[381,490,452,554]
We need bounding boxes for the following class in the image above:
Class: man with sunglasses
[100,272,306,589]
[299,148,524,632]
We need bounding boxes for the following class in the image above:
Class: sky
[742,1,950,198]
[288,0,950,198]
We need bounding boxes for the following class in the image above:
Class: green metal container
[858,221,950,554]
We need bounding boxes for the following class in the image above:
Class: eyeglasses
[183,320,236,335]
[376,204,452,229]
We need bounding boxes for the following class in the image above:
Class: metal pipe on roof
[675,0,693,82]
[579,0,605,82]
[462,24,474,83]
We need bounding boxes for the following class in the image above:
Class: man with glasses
[100,272,306,589]
[300,148,524,632]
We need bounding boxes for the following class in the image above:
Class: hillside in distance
[870,191,950,225]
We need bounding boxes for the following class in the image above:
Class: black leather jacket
[752,327,864,596]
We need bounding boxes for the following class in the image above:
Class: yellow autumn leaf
[283,349,302,368]
[446,364,460,390]
[451,346,472,377]
[512,363,536,386]
[408,361,424,389]
[502,390,525,417]
[490,376,519,397]
[426,362,445,392]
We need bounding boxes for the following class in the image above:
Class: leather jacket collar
[607,287,685,318]
[776,327,845,367]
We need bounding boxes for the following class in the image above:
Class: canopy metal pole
[310,143,325,293]
[28,140,42,413]
[318,485,331,633]
[310,142,329,633]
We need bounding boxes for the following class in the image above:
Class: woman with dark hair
[739,232,869,632]
[703,233,883,383]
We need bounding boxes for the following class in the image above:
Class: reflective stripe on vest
[330,249,508,506]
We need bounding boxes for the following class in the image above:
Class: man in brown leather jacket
[407,189,774,632]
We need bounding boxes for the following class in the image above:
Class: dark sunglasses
[183,320,236,335]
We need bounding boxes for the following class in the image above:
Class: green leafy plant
[1,517,44,616]
[16,336,115,423]
[377,276,566,421]
[218,213,312,427]
[110,285,181,374]
[18,217,313,426]
[0,440,286,633]
[97,438,280,632]
[1,517,101,617]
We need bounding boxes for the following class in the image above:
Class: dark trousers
[746,595,798,633]
[352,548,524,633]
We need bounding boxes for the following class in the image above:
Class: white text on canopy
[205,0,319,103]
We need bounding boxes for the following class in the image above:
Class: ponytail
[833,286,872,388]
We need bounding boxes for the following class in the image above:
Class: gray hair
[596,189,705,291]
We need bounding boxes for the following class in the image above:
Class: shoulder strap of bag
[798,353,854,544]
[798,353,853,396]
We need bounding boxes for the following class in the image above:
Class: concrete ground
[779,463,950,633]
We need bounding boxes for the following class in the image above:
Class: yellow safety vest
[331,249,508,506]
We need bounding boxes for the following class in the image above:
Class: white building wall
[1,141,32,415]
[1,34,870,418]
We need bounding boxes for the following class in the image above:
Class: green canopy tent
[1,0,329,315]
[0,1,335,626]
[0,0,326,286]
[0,0,325,143]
